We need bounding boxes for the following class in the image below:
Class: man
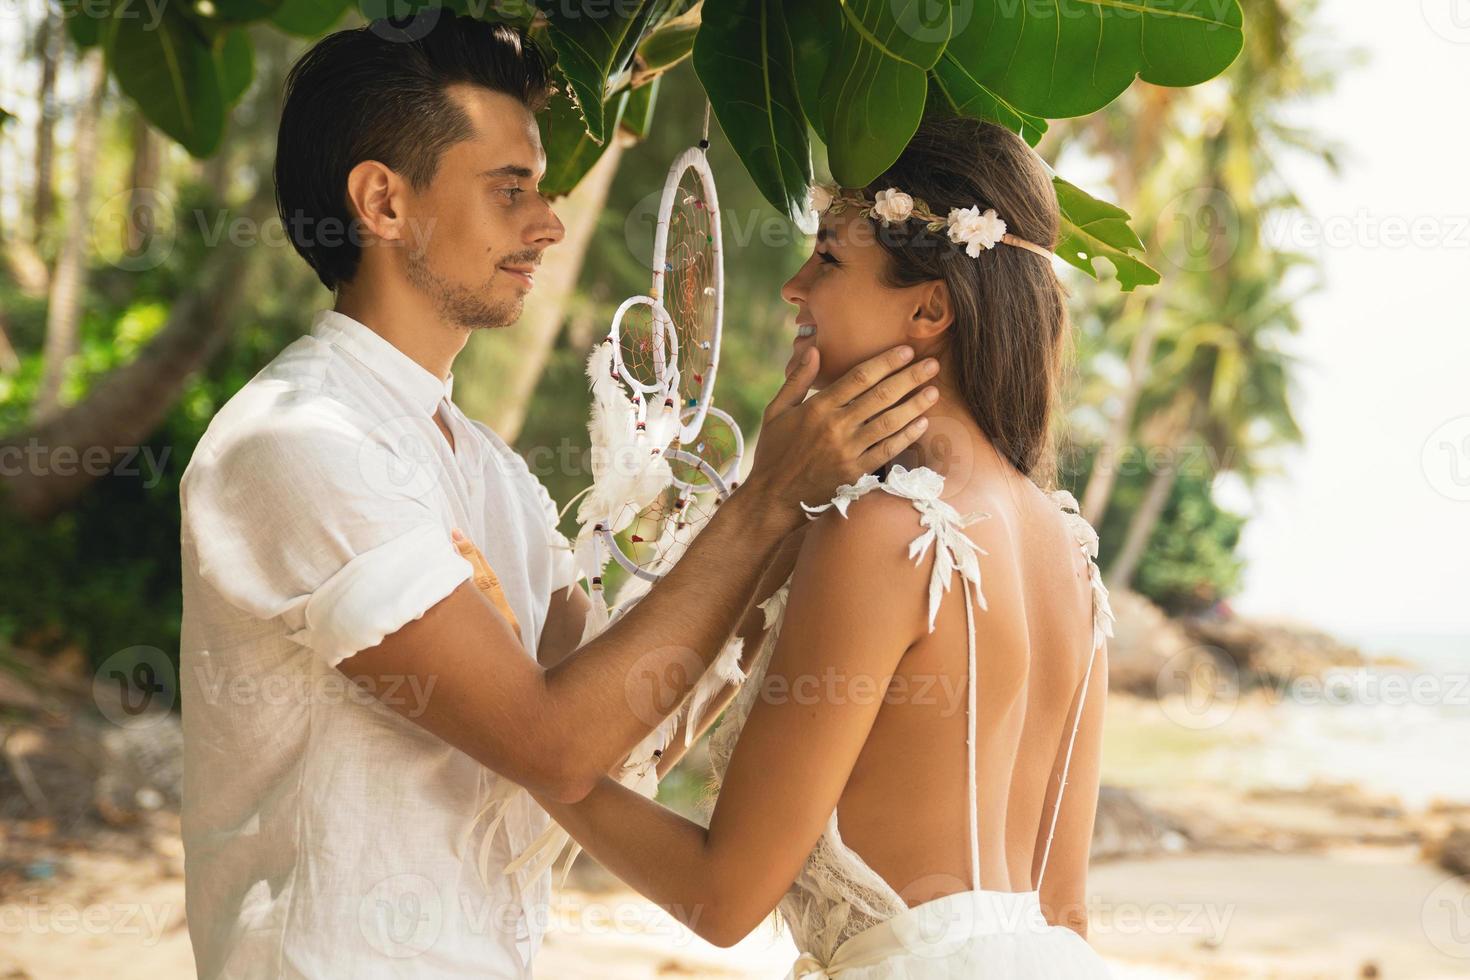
[178,15,937,979]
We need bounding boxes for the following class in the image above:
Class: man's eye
[501,187,526,200]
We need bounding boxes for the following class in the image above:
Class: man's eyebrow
[477,164,535,179]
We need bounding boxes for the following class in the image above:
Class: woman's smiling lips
[794,320,817,344]
[499,265,536,289]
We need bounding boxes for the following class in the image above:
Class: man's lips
[500,265,536,288]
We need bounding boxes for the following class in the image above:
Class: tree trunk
[32,6,61,244]
[125,114,162,255]
[1080,292,1164,525]
[1,190,275,522]
[1105,388,1202,589]
[0,311,20,374]
[1106,449,1179,590]
[453,132,630,441]
[34,49,107,423]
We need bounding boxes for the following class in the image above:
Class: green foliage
[1060,445,1246,614]
[64,0,1246,291]
[538,85,628,198]
[536,0,674,144]
[951,0,1244,119]
[814,0,946,188]
[0,178,325,666]
[103,4,228,156]
[1128,466,1246,612]
[692,0,812,223]
[1053,177,1161,292]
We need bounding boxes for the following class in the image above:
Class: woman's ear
[907,279,954,342]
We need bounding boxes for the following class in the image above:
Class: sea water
[1251,632,1470,811]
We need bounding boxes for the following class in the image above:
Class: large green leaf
[271,0,353,36]
[693,0,811,222]
[950,0,1245,120]
[637,6,699,72]
[68,8,104,48]
[1054,177,1159,291]
[210,0,285,21]
[620,76,659,139]
[818,0,951,187]
[928,57,1048,147]
[782,0,839,141]
[216,30,254,107]
[539,84,628,198]
[537,0,672,144]
[104,6,224,158]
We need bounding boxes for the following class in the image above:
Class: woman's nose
[779,269,804,307]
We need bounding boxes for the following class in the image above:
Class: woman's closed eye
[816,250,839,267]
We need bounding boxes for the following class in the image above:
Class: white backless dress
[706,464,1117,978]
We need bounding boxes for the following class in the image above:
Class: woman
[496,116,1115,977]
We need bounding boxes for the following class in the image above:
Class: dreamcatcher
[472,105,751,891]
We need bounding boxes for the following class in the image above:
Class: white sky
[1226,1,1470,637]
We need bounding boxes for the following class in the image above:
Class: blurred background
[1,0,1468,977]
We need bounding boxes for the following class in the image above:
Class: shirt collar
[310,309,455,415]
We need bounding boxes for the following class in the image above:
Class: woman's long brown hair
[863,116,1070,486]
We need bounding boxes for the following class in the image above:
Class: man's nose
[529,198,565,248]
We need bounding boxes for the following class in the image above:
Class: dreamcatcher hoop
[607,293,681,416]
[649,144,724,445]
[666,405,743,498]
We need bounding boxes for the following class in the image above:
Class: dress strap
[803,464,990,890]
[1034,490,1116,892]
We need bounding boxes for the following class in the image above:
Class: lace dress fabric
[705,465,1116,977]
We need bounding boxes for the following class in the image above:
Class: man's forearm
[541,476,797,788]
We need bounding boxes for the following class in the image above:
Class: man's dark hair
[274,15,553,291]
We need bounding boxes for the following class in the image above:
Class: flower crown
[808,183,1053,261]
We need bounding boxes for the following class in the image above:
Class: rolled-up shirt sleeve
[181,410,473,667]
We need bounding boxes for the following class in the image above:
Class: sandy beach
[7,689,1468,979]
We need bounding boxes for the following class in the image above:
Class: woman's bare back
[825,458,1107,920]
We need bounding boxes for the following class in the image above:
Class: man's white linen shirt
[179,308,577,978]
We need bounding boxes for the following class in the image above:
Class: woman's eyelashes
[816,249,839,267]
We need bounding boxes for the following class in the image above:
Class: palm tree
[34,49,108,422]
[1071,0,1345,530]
[1106,247,1310,587]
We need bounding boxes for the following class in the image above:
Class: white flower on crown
[872,187,915,224]
[946,205,1008,257]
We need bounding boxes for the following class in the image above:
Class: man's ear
[907,279,954,342]
[344,160,410,246]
